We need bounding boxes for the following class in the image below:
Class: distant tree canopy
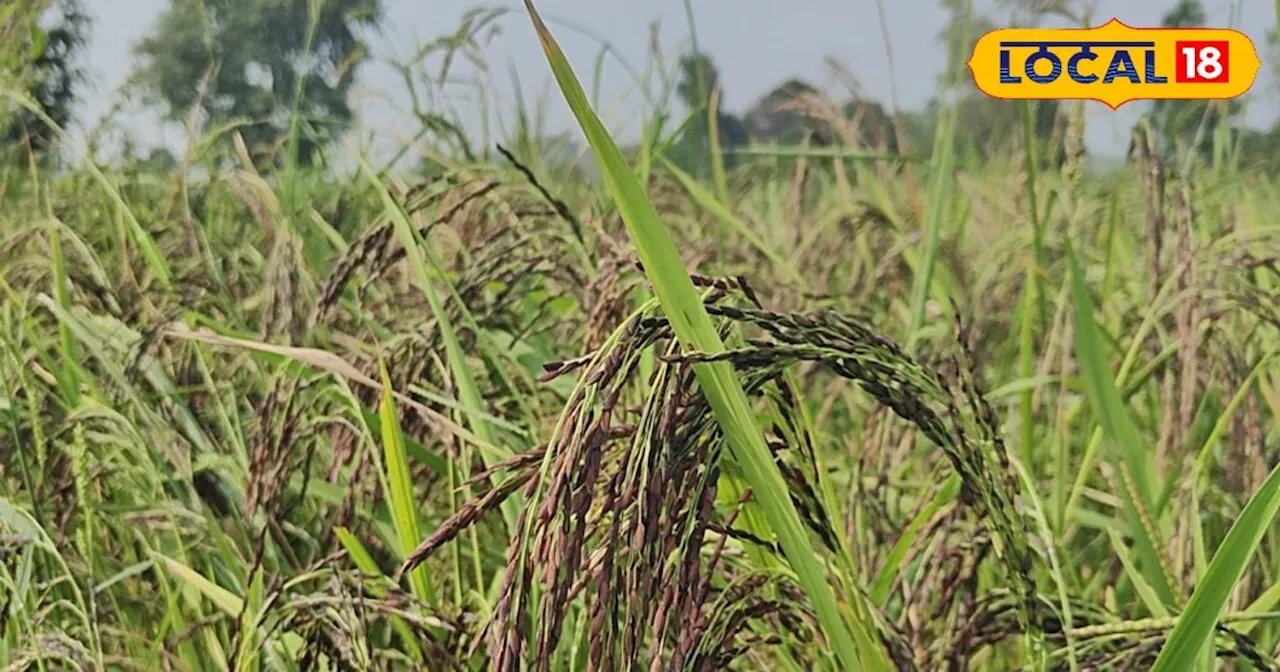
[0,0,89,160]
[665,0,1094,171]
[668,52,750,177]
[133,0,382,169]
[1237,123,1280,171]
[930,0,1066,164]
[0,2,48,133]
[741,78,909,153]
[948,96,1064,163]
[742,79,824,145]
[1147,0,1246,161]
[667,57,922,179]
[842,100,901,152]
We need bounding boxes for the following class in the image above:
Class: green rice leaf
[1065,241,1176,607]
[1151,461,1280,670]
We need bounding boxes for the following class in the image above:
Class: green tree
[946,95,1062,162]
[1148,0,1243,160]
[742,79,909,153]
[133,0,382,169]
[1,0,90,159]
[841,99,907,153]
[0,2,45,107]
[744,79,828,145]
[669,52,749,176]
[936,0,997,93]
[931,0,1064,162]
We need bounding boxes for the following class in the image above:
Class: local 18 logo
[967,18,1261,109]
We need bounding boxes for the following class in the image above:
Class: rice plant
[1,1,1279,670]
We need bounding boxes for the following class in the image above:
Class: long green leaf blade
[1065,241,1176,607]
[377,362,436,606]
[1151,461,1280,670]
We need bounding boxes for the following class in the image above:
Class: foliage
[1237,122,1280,170]
[739,79,898,150]
[0,0,89,160]
[743,79,825,145]
[667,52,751,176]
[932,0,1070,164]
[1147,0,1246,161]
[131,0,383,169]
[0,1,47,97]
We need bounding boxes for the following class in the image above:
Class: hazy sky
[78,0,1277,159]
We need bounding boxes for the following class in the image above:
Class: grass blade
[870,472,960,604]
[1150,461,1280,670]
[377,361,436,607]
[1065,240,1176,607]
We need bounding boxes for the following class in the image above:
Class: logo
[967,18,1260,109]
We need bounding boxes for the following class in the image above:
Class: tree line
[2,0,1277,173]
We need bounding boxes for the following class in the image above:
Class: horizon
[71,0,1280,162]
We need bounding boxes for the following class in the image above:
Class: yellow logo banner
[967,18,1260,109]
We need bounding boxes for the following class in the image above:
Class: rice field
[2,4,1280,671]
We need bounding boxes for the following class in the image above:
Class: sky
[76,0,1278,161]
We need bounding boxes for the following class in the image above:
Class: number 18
[1176,41,1230,83]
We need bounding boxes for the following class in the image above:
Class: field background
[2,0,1280,670]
